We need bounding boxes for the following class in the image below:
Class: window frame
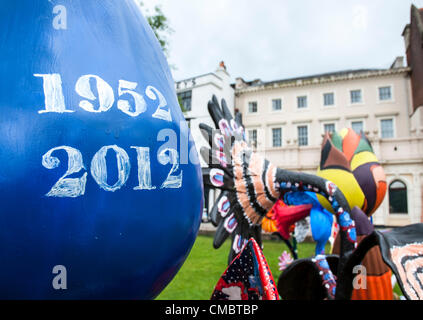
[271,98,282,112]
[350,119,365,134]
[296,94,309,110]
[297,124,309,147]
[322,122,336,135]
[322,92,335,108]
[377,85,394,103]
[388,179,408,215]
[271,126,283,148]
[379,117,395,139]
[247,128,258,148]
[349,88,364,106]
[177,90,192,112]
[248,101,258,114]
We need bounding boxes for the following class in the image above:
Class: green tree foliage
[136,1,173,56]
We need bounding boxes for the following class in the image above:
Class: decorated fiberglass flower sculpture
[200,96,356,285]
[316,128,386,217]
[202,97,423,300]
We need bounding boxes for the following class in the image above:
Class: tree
[135,1,173,56]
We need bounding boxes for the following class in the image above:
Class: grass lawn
[156,234,319,300]
[156,234,403,300]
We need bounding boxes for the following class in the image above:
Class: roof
[175,72,222,84]
[235,67,410,93]
[261,69,384,87]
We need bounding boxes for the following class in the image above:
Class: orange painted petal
[342,128,361,162]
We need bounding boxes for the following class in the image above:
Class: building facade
[235,61,423,227]
[176,6,423,227]
[175,62,234,168]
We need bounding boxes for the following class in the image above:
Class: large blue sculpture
[0,0,203,299]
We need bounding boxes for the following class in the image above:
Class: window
[351,121,363,134]
[248,101,257,113]
[379,86,392,101]
[380,119,394,138]
[297,96,308,109]
[323,93,334,106]
[350,89,362,104]
[248,129,257,148]
[297,125,308,146]
[272,128,282,147]
[177,90,192,111]
[389,180,408,214]
[324,123,335,134]
[272,99,282,111]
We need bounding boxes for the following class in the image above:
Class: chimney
[235,77,248,89]
[219,61,227,71]
[402,24,411,53]
[390,56,404,69]
[216,61,230,79]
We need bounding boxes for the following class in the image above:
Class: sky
[140,0,423,83]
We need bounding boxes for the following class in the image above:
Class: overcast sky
[140,0,423,83]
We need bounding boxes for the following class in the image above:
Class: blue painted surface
[284,192,333,255]
[0,0,203,299]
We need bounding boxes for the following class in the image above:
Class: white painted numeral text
[42,145,182,197]
[42,146,87,197]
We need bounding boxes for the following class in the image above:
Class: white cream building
[175,62,234,168]
[235,57,423,227]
